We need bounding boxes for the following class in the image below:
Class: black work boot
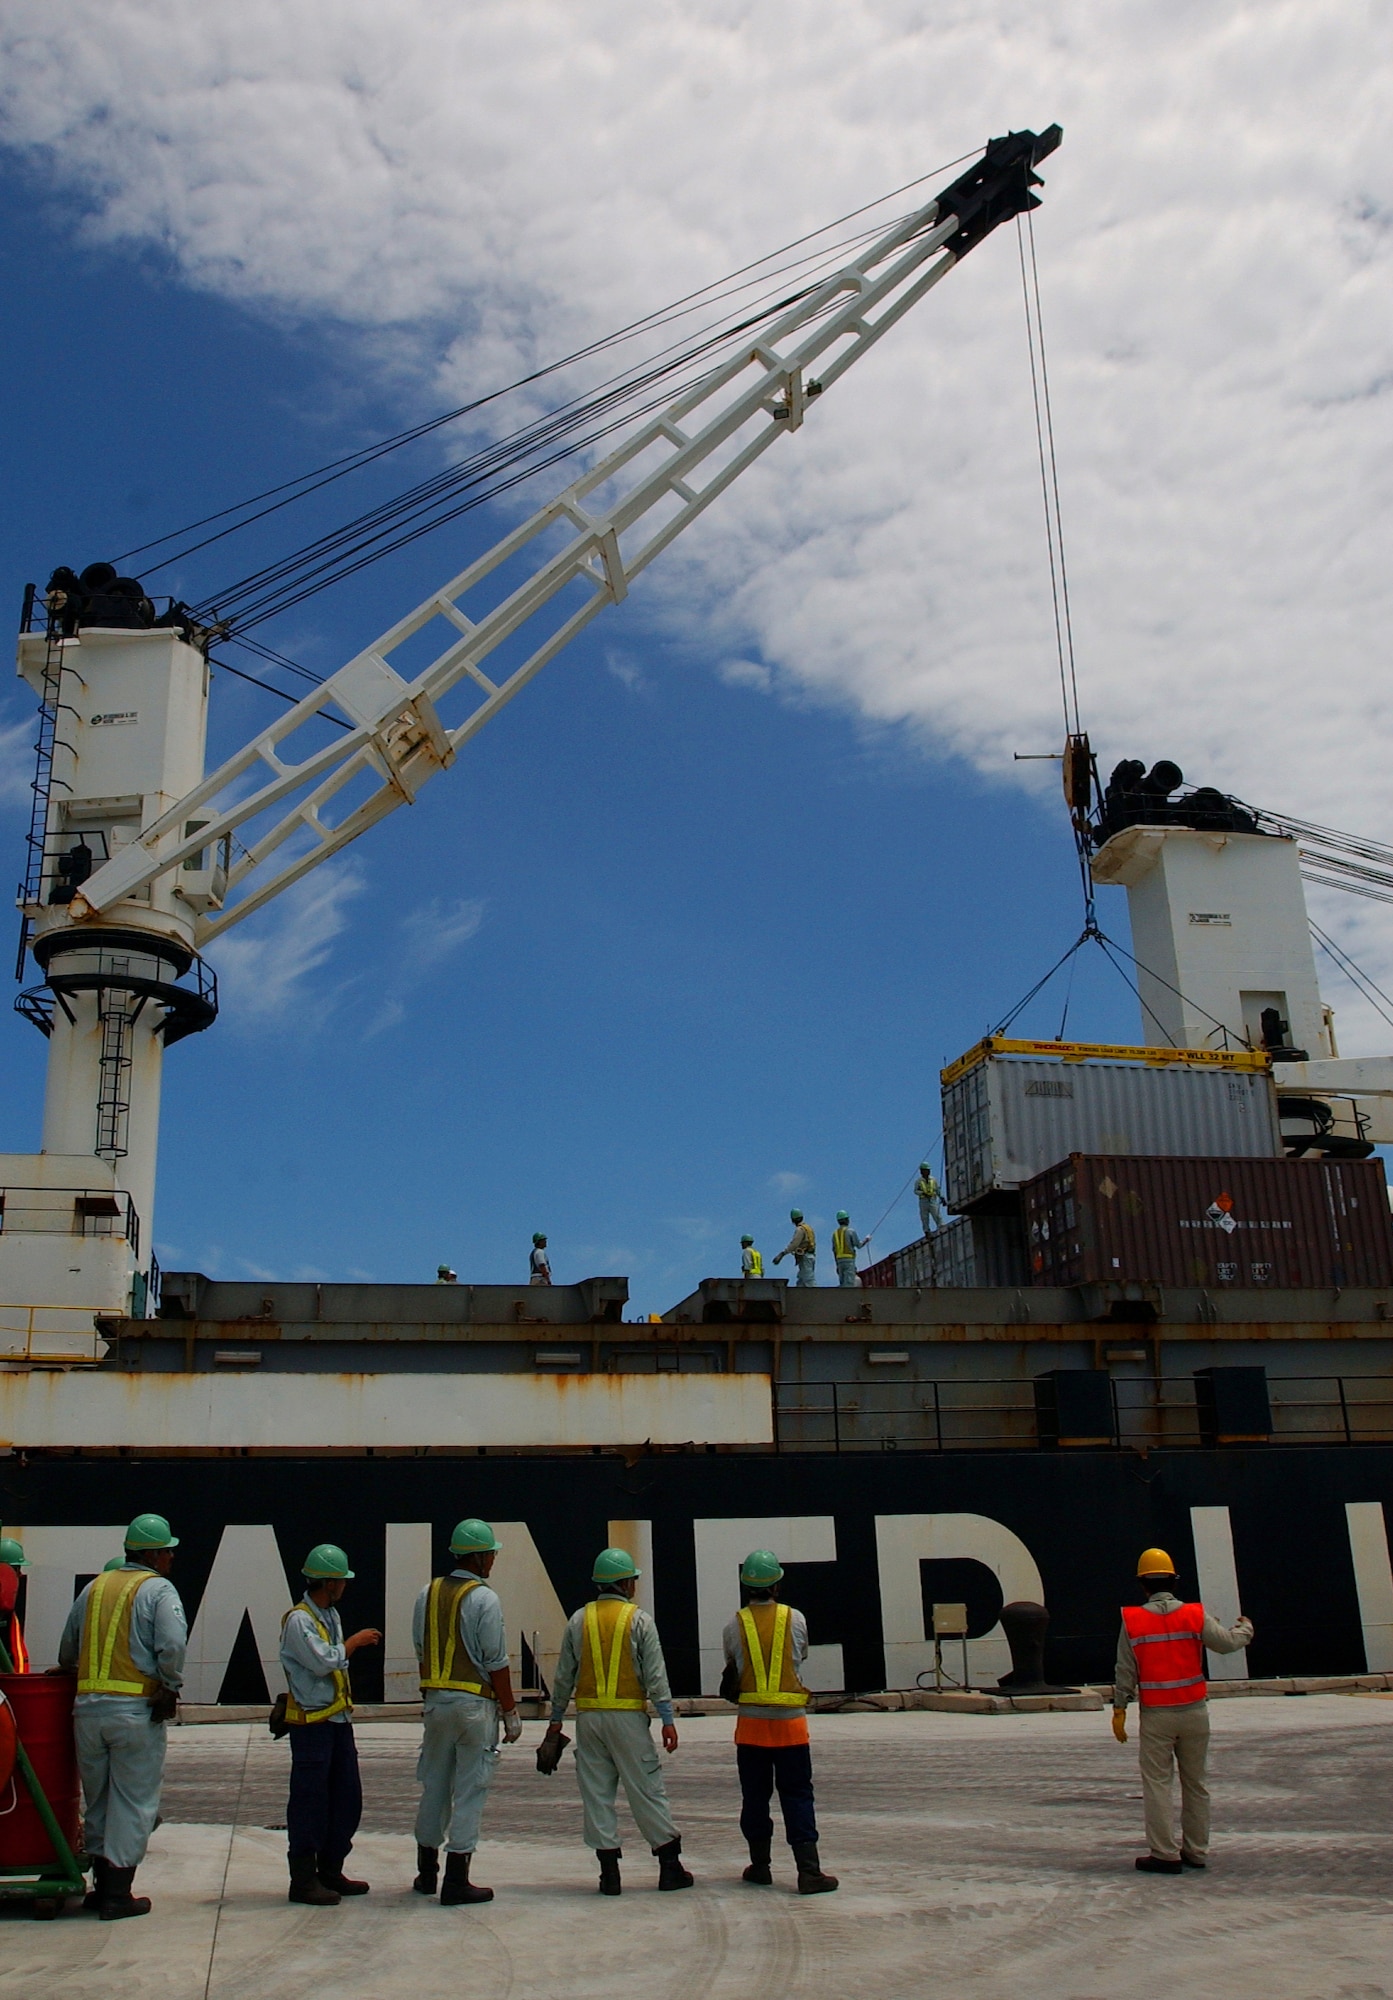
[1135,1854,1183,1875]
[792,1841,839,1894]
[742,1837,773,1886]
[440,1850,493,1905]
[82,1855,108,1912]
[655,1836,694,1890]
[319,1856,369,1895]
[597,1848,622,1896]
[97,1865,152,1921]
[413,1845,440,1895]
[287,1854,341,1905]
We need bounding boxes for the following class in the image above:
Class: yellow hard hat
[1137,1547,1177,1578]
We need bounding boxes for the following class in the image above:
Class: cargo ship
[4,130,1393,1705]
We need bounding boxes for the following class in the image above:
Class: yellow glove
[1111,1707,1128,1744]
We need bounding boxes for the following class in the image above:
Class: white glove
[502,1707,523,1745]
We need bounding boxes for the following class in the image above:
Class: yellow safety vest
[575,1598,646,1711]
[419,1576,497,1698]
[280,1600,352,1724]
[737,1603,808,1708]
[833,1228,856,1260]
[77,1568,160,1698]
[744,1250,763,1276]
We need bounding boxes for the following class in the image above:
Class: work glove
[536,1728,570,1776]
[1111,1707,1128,1744]
[501,1707,523,1745]
[148,1685,180,1724]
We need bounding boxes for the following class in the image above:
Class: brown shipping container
[1023,1154,1393,1289]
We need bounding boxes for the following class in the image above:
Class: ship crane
[1,127,1064,1345]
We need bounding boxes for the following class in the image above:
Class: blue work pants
[287,1720,362,1871]
[736,1741,818,1848]
[835,1257,860,1287]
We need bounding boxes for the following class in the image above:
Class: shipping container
[859,1213,1028,1289]
[941,1037,1280,1211]
[1022,1153,1393,1289]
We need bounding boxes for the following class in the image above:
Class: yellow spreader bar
[940,1035,1272,1089]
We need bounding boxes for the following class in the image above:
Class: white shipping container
[941,1041,1280,1210]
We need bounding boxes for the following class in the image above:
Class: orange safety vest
[77,1568,160,1697]
[6,1613,27,1674]
[419,1576,497,1698]
[737,1603,808,1708]
[575,1598,646,1711]
[1122,1601,1207,1707]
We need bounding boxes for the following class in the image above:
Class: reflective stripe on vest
[420,1576,497,1697]
[280,1601,352,1724]
[833,1228,855,1261]
[576,1598,646,1710]
[1122,1601,1207,1706]
[745,1250,763,1276]
[737,1602,808,1707]
[77,1569,159,1697]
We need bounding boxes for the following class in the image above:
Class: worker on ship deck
[0,1535,29,1672]
[774,1211,816,1286]
[278,1543,381,1906]
[832,1212,869,1287]
[722,1549,837,1893]
[411,1517,522,1906]
[541,1547,693,1896]
[530,1233,552,1285]
[57,1512,186,1921]
[915,1164,943,1235]
[1112,1546,1253,1873]
[740,1234,763,1277]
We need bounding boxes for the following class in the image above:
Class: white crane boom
[68,127,1061,943]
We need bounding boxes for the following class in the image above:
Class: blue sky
[1,3,1390,1309]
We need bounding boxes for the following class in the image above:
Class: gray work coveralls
[549,1590,678,1852]
[58,1567,187,1869]
[779,1225,816,1288]
[412,1573,507,1854]
[1114,1591,1253,1861]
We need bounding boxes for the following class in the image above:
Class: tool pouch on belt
[535,1729,570,1776]
[268,1692,290,1740]
[148,1684,179,1724]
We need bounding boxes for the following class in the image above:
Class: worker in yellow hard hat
[1112,1547,1253,1873]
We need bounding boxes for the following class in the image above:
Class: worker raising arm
[773,1211,816,1287]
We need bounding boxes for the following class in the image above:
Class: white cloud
[363,895,486,1035]
[4,2,1393,1026]
[206,862,363,1025]
[769,1170,810,1195]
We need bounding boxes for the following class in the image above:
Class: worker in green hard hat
[832,1212,870,1288]
[411,1518,521,1906]
[722,1549,837,1893]
[277,1542,381,1907]
[916,1163,944,1235]
[0,1535,28,1673]
[530,1233,552,1285]
[740,1235,763,1277]
[542,1547,693,1896]
[773,1210,816,1286]
[57,1513,187,1920]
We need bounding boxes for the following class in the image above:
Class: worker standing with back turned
[832,1213,868,1287]
[540,1547,693,1896]
[57,1512,186,1920]
[412,1517,522,1905]
[1112,1546,1253,1873]
[773,1210,816,1286]
[740,1235,763,1277]
[723,1549,837,1893]
[279,1542,381,1906]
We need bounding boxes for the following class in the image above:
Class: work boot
[655,1837,694,1891]
[97,1865,152,1921]
[287,1854,341,1905]
[440,1850,493,1905]
[792,1841,839,1894]
[1180,1852,1207,1870]
[319,1857,369,1895]
[1135,1855,1183,1875]
[597,1848,622,1896]
[742,1838,773,1886]
[82,1856,108,1912]
[413,1845,440,1895]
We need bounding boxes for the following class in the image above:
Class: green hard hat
[532,1232,546,1245]
[592,1546,640,1583]
[450,1518,502,1554]
[303,1543,354,1579]
[740,1549,785,1587]
[789,1208,803,1222]
[0,1537,25,1569]
[103,1557,126,1572]
[740,1234,754,1246]
[921,1162,931,1174]
[125,1512,179,1549]
[837,1210,849,1223]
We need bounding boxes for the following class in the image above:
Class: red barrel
[0,1673,81,1866]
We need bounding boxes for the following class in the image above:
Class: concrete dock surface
[2,1698,1390,1998]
